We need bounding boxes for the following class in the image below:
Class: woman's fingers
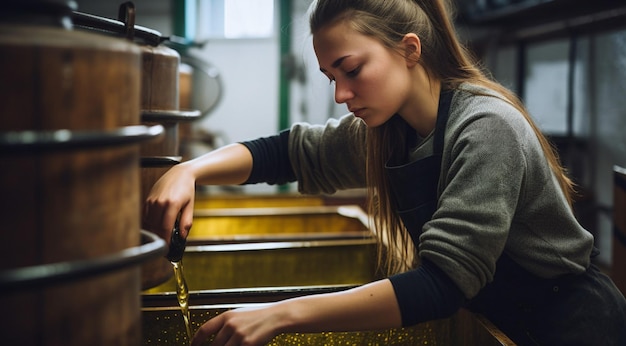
[162,202,182,239]
[190,314,225,346]
[179,198,195,239]
[190,307,278,346]
[142,165,196,243]
[142,197,167,240]
[143,195,178,244]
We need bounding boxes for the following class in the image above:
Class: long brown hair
[310,0,575,274]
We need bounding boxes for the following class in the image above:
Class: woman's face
[313,19,413,127]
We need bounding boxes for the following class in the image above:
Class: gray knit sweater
[288,83,594,298]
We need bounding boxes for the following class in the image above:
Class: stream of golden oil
[171,260,192,341]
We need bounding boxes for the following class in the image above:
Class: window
[197,0,275,39]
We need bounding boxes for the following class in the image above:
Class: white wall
[192,38,279,142]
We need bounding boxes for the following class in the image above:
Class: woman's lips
[350,108,366,118]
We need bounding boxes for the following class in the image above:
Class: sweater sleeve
[419,97,530,299]
[288,114,368,194]
[389,259,465,326]
[425,86,594,300]
[240,129,296,185]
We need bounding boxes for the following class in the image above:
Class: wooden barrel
[138,46,201,159]
[0,10,151,345]
[140,44,181,157]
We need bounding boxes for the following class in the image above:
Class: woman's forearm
[191,279,403,346]
[277,279,402,333]
[183,142,254,186]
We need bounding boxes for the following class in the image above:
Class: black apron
[385,89,453,243]
[384,89,626,345]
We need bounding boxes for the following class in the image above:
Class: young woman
[144,0,626,345]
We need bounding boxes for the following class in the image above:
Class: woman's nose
[334,80,354,104]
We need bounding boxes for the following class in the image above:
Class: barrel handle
[0,230,167,293]
[0,124,164,154]
[117,1,136,41]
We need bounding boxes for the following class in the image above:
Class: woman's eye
[346,67,360,78]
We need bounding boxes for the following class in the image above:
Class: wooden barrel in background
[140,44,181,157]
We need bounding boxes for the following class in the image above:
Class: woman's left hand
[190,305,283,346]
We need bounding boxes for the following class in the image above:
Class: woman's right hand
[142,143,255,244]
[143,162,196,244]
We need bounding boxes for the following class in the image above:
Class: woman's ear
[401,33,421,67]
